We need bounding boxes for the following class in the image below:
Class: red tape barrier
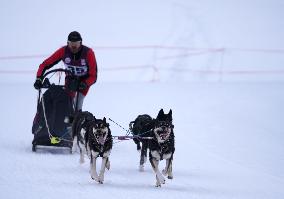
[1,46,284,60]
[0,46,284,75]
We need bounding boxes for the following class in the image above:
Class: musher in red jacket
[34,31,97,111]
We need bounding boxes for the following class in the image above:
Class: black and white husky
[68,110,94,163]
[85,117,113,184]
[149,109,175,187]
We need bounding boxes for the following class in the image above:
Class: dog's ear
[93,116,97,121]
[102,117,110,127]
[157,109,164,119]
[168,109,172,121]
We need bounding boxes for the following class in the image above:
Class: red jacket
[36,45,97,96]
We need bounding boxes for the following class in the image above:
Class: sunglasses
[67,41,81,45]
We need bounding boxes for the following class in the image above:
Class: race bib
[65,64,88,76]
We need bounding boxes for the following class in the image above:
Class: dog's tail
[129,121,135,132]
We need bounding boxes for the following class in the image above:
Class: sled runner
[32,68,77,153]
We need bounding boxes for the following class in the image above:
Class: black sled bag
[32,85,74,147]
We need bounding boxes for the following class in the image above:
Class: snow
[1,0,284,199]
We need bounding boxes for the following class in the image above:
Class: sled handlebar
[40,68,79,89]
[41,68,73,79]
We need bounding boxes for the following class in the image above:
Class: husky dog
[85,117,113,184]
[149,109,175,187]
[69,110,94,163]
[129,114,154,171]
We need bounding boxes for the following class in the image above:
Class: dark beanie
[68,31,82,42]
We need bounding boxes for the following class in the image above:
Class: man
[34,31,97,111]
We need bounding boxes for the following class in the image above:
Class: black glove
[34,78,43,90]
[78,82,88,90]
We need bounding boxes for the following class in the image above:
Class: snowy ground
[0,82,284,199]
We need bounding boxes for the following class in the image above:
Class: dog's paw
[79,158,85,164]
[106,160,110,170]
[91,173,99,182]
[91,176,99,182]
[71,138,78,153]
[157,174,165,184]
[98,175,104,184]
[168,175,173,179]
[139,165,144,172]
[79,156,85,164]
[71,148,76,154]
[71,144,77,153]
[143,156,147,163]
[98,176,104,184]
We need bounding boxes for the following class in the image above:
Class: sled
[32,68,76,153]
